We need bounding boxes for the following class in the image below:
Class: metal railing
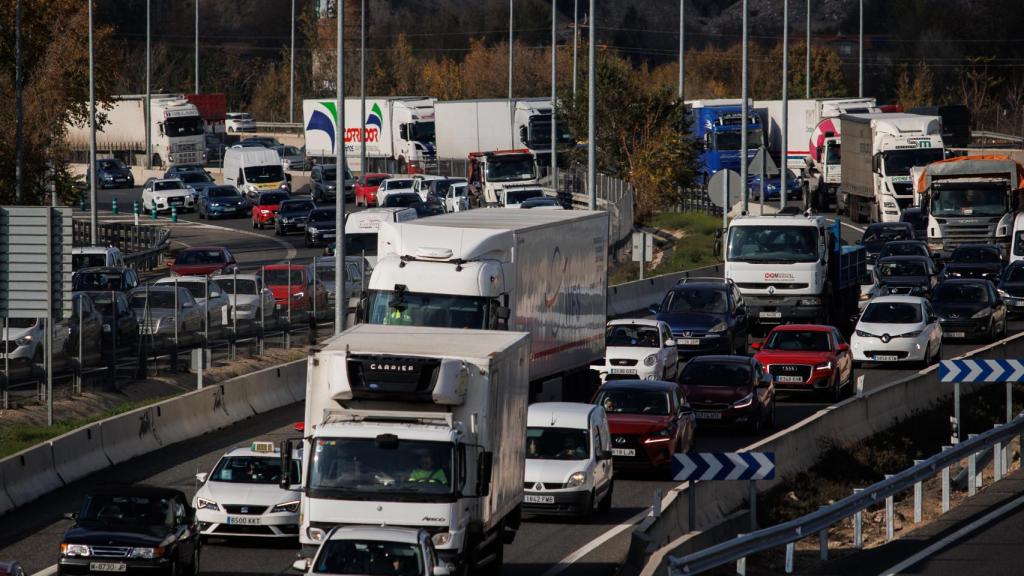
[72,222,172,271]
[668,411,1024,575]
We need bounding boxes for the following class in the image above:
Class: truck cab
[688,100,764,181]
[467,149,539,206]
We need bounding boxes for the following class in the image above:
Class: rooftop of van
[528,402,598,429]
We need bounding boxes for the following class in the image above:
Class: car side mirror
[680,403,694,415]
[929,315,938,324]
[837,343,850,352]
[292,559,311,572]
[434,565,453,576]
[210,292,221,298]
[63,511,79,521]
[182,301,194,308]
[195,472,208,484]
[750,341,762,351]
[664,338,676,347]
[649,303,661,314]
[597,449,612,461]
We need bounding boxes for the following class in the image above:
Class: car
[931,279,1008,342]
[192,441,302,539]
[444,182,472,212]
[0,294,103,375]
[212,273,278,324]
[72,266,140,293]
[87,158,134,189]
[592,380,696,470]
[998,260,1024,317]
[154,276,230,329]
[747,169,802,202]
[251,191,291,229]
[519,196,563,209]
[239,136,281,148]
[354,172,390,207]
[274,198,316,236]
[205,133,226,164]
[751,324,853,401]
[502,187,546,208]
[169,246,238,276]
[900,207,927,239]
[58,486,201,576]
[0,562,25,576]
[860,222,914,266]
[225,111,256,133]
[163,164,207,178]
[851,295,942,367]
[72,246,125,269]
[292,526,452,576]
[310,164,355,203]
[261,264,329,321]
[412,196,446,217]
[307,256,371,310]
[165,169,216,201]
[412,175,466,202]
[376,177,416,205]
[872,255,940,299]
[197,185,247,220]
[271,145,307,171]
[78,290,139,353]
[943,244,1006,282]
[649,279,749,359]
[591,319,679,383]
[141,178,194,212]
[877,240,935,262]
[128,285,206,344]
[523,402,613,519]
[304,207,338,247]
[678,355,776,433]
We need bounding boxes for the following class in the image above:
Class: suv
[649,278,749,358]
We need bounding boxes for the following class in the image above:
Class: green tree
[896,62,935,109]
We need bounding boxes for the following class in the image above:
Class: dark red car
[593,380,695,471]
[168,246,237,276]
[251,191,290,229]
[261,264,328,320]
[677,355,775,434]
[354,172,390,207]
[751,324,853,401]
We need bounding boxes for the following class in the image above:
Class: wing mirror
[837,343,850,352]
[648,303,661,314]
[597,449,613,461]
[195,472,208,484]
[63,511,79,521]
[750,341,762,351]
[664,338,676,347]
[182,301,194,308]
[291,559,311,572]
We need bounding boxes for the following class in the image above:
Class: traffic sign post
[632,231,653,280]
[709,169,743,259]
[672,452,775,533]
[940,359,1024,443]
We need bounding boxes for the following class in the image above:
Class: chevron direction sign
[671,452,775,482]
[939,359,1024,383]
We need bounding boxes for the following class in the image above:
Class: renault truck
[284,325,529,574]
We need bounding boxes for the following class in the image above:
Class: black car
[899,207,927,240]
[72,266,140,293]
[79,290,140,353]
[931,279,1007,342]
[58,486,201,576]
[87,158,135,190]
[997,260,1024,316]
[310,164,355,203]
[239,136,281,148]
[204,133,225,164]
[860,222,914,265]
[275,199,316,236]
[304,207,338,247]
[649,279,749,358]
[163,164,207,178]
[944,244,1005,282]
[197,185,247,220]
[413,196,446,217]
[873,255,939,298]
[382,192,421,209]
[878,240,941,271]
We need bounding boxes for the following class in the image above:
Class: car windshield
[728,226,818,263]
[263,269,305,286]
[485,157,537,182]
[130,291,178,310]
[73,254,108,269]
[862,226,910,244]
[663,287,728,315]
[312,265,335,282]
[679,362,752,387]
[505,189,544,205]
[175,249,225,265]
[367,290,490,330]
[1005,265,1024,283]
[177,172,212,184]
[606,325,661,347]
[882,148,944,175]
[210,456,283,484]
[877,260,928,277]
[861,302,923,323]
[314,540,424,576]
[257,193,289,205]
[595,389,670,416]
[244,164,285,183]
[346,233,378,254]
[931,185,1007,217]
[933,283,987,303]
[280,200,315,213]
[281,146,302,156]
[881,243,927,258]
[79,494,174,527]
[98,159,127,170]
[309,209,336,223]
[526,427,589,461]
[309,438,455,498]
[73,271,126,291]
[951,247,1001,263]
[208,187,240,198]
[154,180,184,191]
[215,279,258,295]
[383,194,420,208]
[763,330,831,352]
[384,179,414,189]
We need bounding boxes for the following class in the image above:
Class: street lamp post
[88,0,97,245]
[587,0,596,211]
[335,3,346,333]
[551,0,557,185]
[195,0,199,93]
[740,0,749,215]
[781,0,789,211]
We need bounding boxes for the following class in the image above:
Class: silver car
[308,256,372,309]
[272,145,307,171]
[128,285,206,345]
[1,294,103,378]
[154,276,230,330]
[212,273,278,325]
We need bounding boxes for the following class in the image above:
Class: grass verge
[609,212,723,285]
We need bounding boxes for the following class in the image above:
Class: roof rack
[676,277,734,286]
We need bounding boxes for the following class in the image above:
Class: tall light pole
[587,0,596,211]
[335,3,346,333]
[740,0,749,215]
[509,0,515,149]
[551,0,557,185]
[572,0,578,98]
[678,0,684,100]
[805,0,810,99]
[88,0,97,245]
[858,0,864,97]
[194,0,200,93]
[145,0,151,169]
[360,0,367,177]
[781,0,789,211]
[289,0,295,123]
[14,0,23,203]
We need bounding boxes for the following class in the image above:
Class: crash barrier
[625,332,1024,576]
[72,221,172,271]
[607,265,723,318]
[0,358,307,516]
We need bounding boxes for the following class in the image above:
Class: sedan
[251,191,291,230]
[752,324,852,401]
[932,279,1007,342]
[678,355,776,434]
[154,276,231,329]
[376,177,416,205]
[851,295,942,367]
[998,260,1024,317]
[591,320,678,383]
[593,380,695,472]
[197,185,247,220]
[944,244,1005,282]
[169,246,238,276]
[650,279,748,359]
[174,170,218,202]
[212,273,278,325]
[860,222,914,266]
[262,264,329,321]
[354,172,390,207]
[274,199,316,236]
[304,208,338,248]
[872,255,940,299]
[129,285,206,345]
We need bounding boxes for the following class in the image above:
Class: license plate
[275,304,283,311]
[609,368,637,375]
[116,178,126,182]
[170,198,183,204]
[89,563,126,573]
[777,375,803,383]
[524,494,555,504]
[222,206,235,212]
[760,311,782,319]
[227,516,261,525]
[947,332,965,338]
[875,354,899,361]
[296,223,305,228]
[677,338,700,346]
[611,448,635,457]
[696,411,723,420]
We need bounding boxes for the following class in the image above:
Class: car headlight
[855,330,874,338]
[799,297,822,306]
[948,271,961,278]
[102,323,111,333]
[61,544,91,557]
[14,335,33,347]
[972,309,992,319]
[643,354,658,367]
[307,226,319,234]
[732,393,754,408]
[260,209,271,215]
[280,217,290,224]
[896,330,922,338]
[643,424,676,443]
[708,321,729,334]
[884,200,897,208]
[999,289,1010,298]
[293,292,305,299]
[432,532,452,546]
[270,500,300,513]
[859,292,871,301]
[565,471,588,488]
[815,361,833,371]
[129,547,166,559]
[210,202,220,208]
[196,497,219,511]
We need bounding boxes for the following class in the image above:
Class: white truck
[839,113,946,223]
[283,324,529,574]
[463,149,541,207]
[303,97,437,174]
[66,94,206,167]
[365,210,608,400]
[434,98,571,166]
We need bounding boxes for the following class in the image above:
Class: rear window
[175,249,226,265]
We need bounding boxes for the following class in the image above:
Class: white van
[343,207,417,265]
[223,147,289,199]
[72,246,125,269]
[523,402,614,520]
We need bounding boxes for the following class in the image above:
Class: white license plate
[524,494,555,504]
[677,338,700,346]
[696,411,723,420]
[947,332,965,338]
[875,354,899,361]
[275,304,283,311]
[760,311,782,319]
[777,375,804,383]
[611,448,635,457]
[227,515,261,525]
[609,367,637,375]
[89,563,126,573]
[222,207,235,212]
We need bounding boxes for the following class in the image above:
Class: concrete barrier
[99,405,164,466]
[285,357,310,402]
[50,423,111,485]
[0,466,14,517]
[152,388,220,446]
[607,264,723,318]
[0,444,64,507]
[242,361,306,413]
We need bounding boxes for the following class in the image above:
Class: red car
[593,380,696,471]
[677,355,776,434]
[354,173,390,207]
[751,324,853,401]
[168,246,237,276]
[251,191,291,229]
[261,264,329,320]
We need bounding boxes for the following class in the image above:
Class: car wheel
[767,397,777,428]
[845,366,856,397]
[831,374,842,403]
[198,208,205,219]
[749,406,762,435]
[251,218,257,229]
[579,490,596,522]
[598,479,614,514]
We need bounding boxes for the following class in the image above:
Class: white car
[141,178,194,212]
[225,112,256,133]
[411,174,447,201]
[851,295,942,366]
[72,246,125,269]
[193,442,302,539]
[154,275,230,328]
[293,526,451,576]
[212,273,277,324]
[591,319,679,382]
[376,177,416,205]
[444,182,471,213]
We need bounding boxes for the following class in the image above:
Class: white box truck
[284,324,529,573]
[839,113,946,223]
[303,97,436,174]
[65,94,206,167]
[364,210,608,399]
[434,98,572,166]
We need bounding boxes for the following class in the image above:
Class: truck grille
[171,142,199,153]
[938,222,996,252]
[767,364,812,382]
[524,482,567,490]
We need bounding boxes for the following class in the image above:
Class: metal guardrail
[972,130,1024,144]
[668,411,1024,575]
[72,222,172,271]
[253,122,302,133]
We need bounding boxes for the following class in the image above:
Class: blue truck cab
[688,100,765,182]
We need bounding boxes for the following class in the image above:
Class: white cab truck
[753,98,875,175]
[434,98,571,166]
[303,97,436,174]
[913,155,1024,258]
[839,113,946,223]
[796,98,879,210]
[66,94,206,167]
[467,149,540,207]
[284,325,529,573]
[365,210,608,399]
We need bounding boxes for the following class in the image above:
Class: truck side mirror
[399,124,408,140]
[279,439,294,490]
[519,125,528,144]
[476,451,493,497]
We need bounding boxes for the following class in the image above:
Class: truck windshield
[505,189,544,205]
[366,290,490,329]
[713,128,764,151]
[882,149,944,175]
[825,144,841,164]
[244,165,285,183]
[485,157,537,182]
[345,233,378,255]
[164,116,204,137]
[930,186,1007,217]
[526,428,590,461]
[308,438,455,500]
[408,121,436,143]
[728,226,819,263]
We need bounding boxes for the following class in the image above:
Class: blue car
[197,185,248,219]
[649,278,749,358]
[87,158,135,189]
[748,169,802,202]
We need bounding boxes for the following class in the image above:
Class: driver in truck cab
[408,450,447,484]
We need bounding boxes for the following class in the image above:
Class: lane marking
[541,507,654,576]
[34,565,57,576]
[877,491,1024,575]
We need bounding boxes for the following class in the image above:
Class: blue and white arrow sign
[671,452,775,482]
[940,359,1024,383]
